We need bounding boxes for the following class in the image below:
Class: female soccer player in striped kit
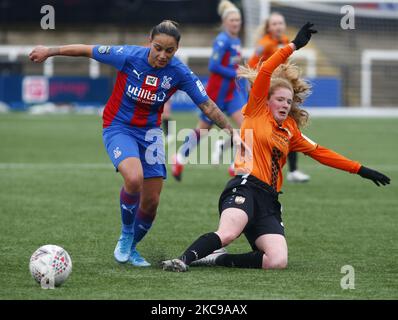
[248,12,310,183]
[29,20,237,267]
[172,0,246,180]
[162,22,390,272]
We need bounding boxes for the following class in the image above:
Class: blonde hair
[218,0,240,20]
[238,62,311,127]
[254,12,285,44]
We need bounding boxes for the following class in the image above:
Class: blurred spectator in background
[172,0,246,181]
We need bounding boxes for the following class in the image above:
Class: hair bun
[218,0,239,18]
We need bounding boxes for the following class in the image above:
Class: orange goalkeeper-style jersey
[248,33,290,69]
[234,45,362,192]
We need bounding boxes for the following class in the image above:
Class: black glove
[358,166,391,187]
[292,22,317,50]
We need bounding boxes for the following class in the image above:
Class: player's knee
[123,174,143,193]
[263,255,288,270]
[272,259,288,269]
[217,231,239,246]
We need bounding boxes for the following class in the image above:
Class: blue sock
[132,208,156,247]
[120,187,140,234]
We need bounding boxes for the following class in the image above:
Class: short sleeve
[92,45,135,71]
[178,65,209,105]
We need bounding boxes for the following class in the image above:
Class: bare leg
[255,234,288,269]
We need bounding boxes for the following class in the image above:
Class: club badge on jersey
[161,76,172,90]
[145,75,159,87]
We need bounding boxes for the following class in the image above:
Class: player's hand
[292,22,317,50]
[358,166,391,187]
[29,46,50,63]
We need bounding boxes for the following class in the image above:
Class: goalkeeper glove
[358,166,391,187]
[292,22,317,50]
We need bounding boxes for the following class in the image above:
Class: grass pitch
[0,112,397,300]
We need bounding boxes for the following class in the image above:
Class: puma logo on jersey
[133,69,143,79]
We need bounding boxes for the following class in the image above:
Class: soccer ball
[29,244,72,287]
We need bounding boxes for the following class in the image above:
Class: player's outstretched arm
[29,44,94,63]
[198,98,234,135]
[197,98,250,155]
[357,166,391,187]
[303,144,390,187]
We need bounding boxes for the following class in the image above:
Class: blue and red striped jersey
[92,45,209,128]
[206,32,242,105]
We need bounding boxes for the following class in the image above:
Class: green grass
[0,113,397,299]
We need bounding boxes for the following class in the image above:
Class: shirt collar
[267,110,293,137]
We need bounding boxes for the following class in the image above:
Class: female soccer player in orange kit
[162,22,390,272]
[249,12,310,183]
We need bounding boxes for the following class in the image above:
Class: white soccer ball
[29,244,72,287]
